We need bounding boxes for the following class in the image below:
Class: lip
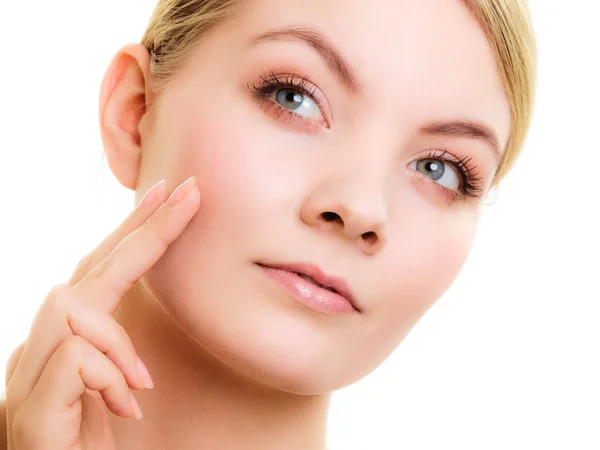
[255,262,360,314]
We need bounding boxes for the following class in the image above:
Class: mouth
[255,262,360,314]
[293,272,339,293]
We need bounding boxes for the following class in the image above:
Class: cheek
[173,93,278,203]
[144,95,298,302]
[359,212,477,358]
[154,101,264,236]
[386,215,476,311]
[169,98,319,260]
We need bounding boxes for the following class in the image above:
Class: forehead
[230,0,511,147]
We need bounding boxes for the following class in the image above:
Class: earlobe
[99,44,152,190]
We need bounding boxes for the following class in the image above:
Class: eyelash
[249,72,485,202]
[419,148,485,200]
[249,71,330,130]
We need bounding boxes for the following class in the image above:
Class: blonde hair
[140,0,536,186]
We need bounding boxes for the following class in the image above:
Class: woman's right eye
[270,88,323,119]
[249,73,330,130]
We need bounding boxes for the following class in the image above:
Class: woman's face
[134,0,510,393]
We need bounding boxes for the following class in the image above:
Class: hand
[3,176,200,450]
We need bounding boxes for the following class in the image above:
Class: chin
[145,250,384,395]
[197,304,369,395]
[153,281,364,394]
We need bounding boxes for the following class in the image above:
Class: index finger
[67,179,168,286]
[73,176,200,313]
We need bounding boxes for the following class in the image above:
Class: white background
[1,1,598,449]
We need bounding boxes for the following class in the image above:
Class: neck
[107,281,331,450]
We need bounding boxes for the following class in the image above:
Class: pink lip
[256,262,360,314]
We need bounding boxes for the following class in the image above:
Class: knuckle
[73,252,93,277]
[140,215,169,247]
[154,228,172,250]
[60,335,88,361]
[44,283,74,314]
[85,256,109,281]
[142,220,170,250]
[134,218,170,252]
[143,210,161,228]
[7,341,26,362]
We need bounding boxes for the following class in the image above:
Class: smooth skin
[1,177,200,449]
[2,0,511,448]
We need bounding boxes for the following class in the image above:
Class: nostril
[362,231,377,245]
[321,212,341,223]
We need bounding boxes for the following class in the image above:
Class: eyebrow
[419,120,502,159]
[248,29,502,157]
[248,26,360,94]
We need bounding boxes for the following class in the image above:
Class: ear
[99,43,153,190]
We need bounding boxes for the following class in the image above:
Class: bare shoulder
[0,399,6,450]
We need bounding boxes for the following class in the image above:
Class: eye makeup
[248,71,331,134]
[247,70,488,206]
[411,148,486,202]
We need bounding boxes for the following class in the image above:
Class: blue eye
[271,88,322,119]
[409,158,460,191]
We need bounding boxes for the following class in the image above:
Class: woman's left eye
[408,159,460,191]
[270,88,322,119]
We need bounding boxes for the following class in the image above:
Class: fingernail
[140,180,166,207]
[166,176,196,206]
[130,392,143,419]
[136,356,154,389]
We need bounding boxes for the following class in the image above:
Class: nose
[300,165,388,255]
